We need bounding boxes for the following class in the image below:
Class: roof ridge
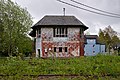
[32,15,88,30]
[45,15,75,17]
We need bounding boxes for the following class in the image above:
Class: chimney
[63,8,65,16]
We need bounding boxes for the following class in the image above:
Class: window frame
[54,47,68,53]
[53,28,67,37]
[37,28,41,37]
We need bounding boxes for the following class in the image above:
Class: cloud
[12,0,120,35]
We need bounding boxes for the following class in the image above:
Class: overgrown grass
[0,54,120,79]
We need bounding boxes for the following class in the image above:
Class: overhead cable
[71,0,120,16]
[57,0,120,18]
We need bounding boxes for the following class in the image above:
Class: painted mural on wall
[67,42,80,57]
[42,42,80,57]
[40,28,83,57]
[68,28,80,41]
[41,28,53,41]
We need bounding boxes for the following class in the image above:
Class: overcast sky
[11,0,120,35]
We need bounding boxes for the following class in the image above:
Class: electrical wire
[71,0,120,16]
[57,0,120,18]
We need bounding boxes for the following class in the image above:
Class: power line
[71,0,120,16]
[57,0,120,18]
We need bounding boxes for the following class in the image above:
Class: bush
[0,55,120,79]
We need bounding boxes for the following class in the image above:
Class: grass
[0,54,120,80]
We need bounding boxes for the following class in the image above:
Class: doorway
[38,49,40,57]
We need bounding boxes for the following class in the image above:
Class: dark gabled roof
[29,30,36,37]
[84,35,105,45]
[84,35,98,44]
[32,15,88,29]
[30,15,88,37]
[85,35,98,39]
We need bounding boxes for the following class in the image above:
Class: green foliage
[0,55,120,79]
[104,32,112,49]
[111,35,120,46]
[98,29,105,44]
[0,0,33,56]
[98,26,120,53]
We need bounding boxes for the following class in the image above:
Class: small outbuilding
[84,35,106,56]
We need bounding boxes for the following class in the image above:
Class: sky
[11,0,120,35]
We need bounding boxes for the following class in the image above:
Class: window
[53,28,67,37]
[54,47,67,52]
[37,28,41,37]
[80,28,84,38]
[65,47,67,52]
[59,47,62,52]
[38,49,40,57]
[45,48,47,53]
[54,47,56,52]
[87,39,96,44]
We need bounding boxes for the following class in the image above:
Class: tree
[111,35,120,48]
[0,0,33,56]
[98,29,105,44]
[103,25,117,38]
[103,26,120,47]
[104,32,111,46]
[98,26,120,54]
[104,32,111,54]
[85,31,90,35]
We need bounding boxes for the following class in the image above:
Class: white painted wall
[36,38,42,57]
[84,44,100,56]
[53,37,68,42]
[84,44,106,56]
[100,45,106,53]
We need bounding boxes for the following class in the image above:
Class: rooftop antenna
[63,8,65,16]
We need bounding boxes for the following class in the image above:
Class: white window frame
[53,28,67,37]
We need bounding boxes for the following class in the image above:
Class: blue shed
[84,35,105,56]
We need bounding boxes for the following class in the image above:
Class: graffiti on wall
[40,28,83,57]
[42,41,80,57]
[67,42,80,56]
[41,28,53,41]
[68,28,80,41]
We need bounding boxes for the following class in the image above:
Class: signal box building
[29,15,88,57]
